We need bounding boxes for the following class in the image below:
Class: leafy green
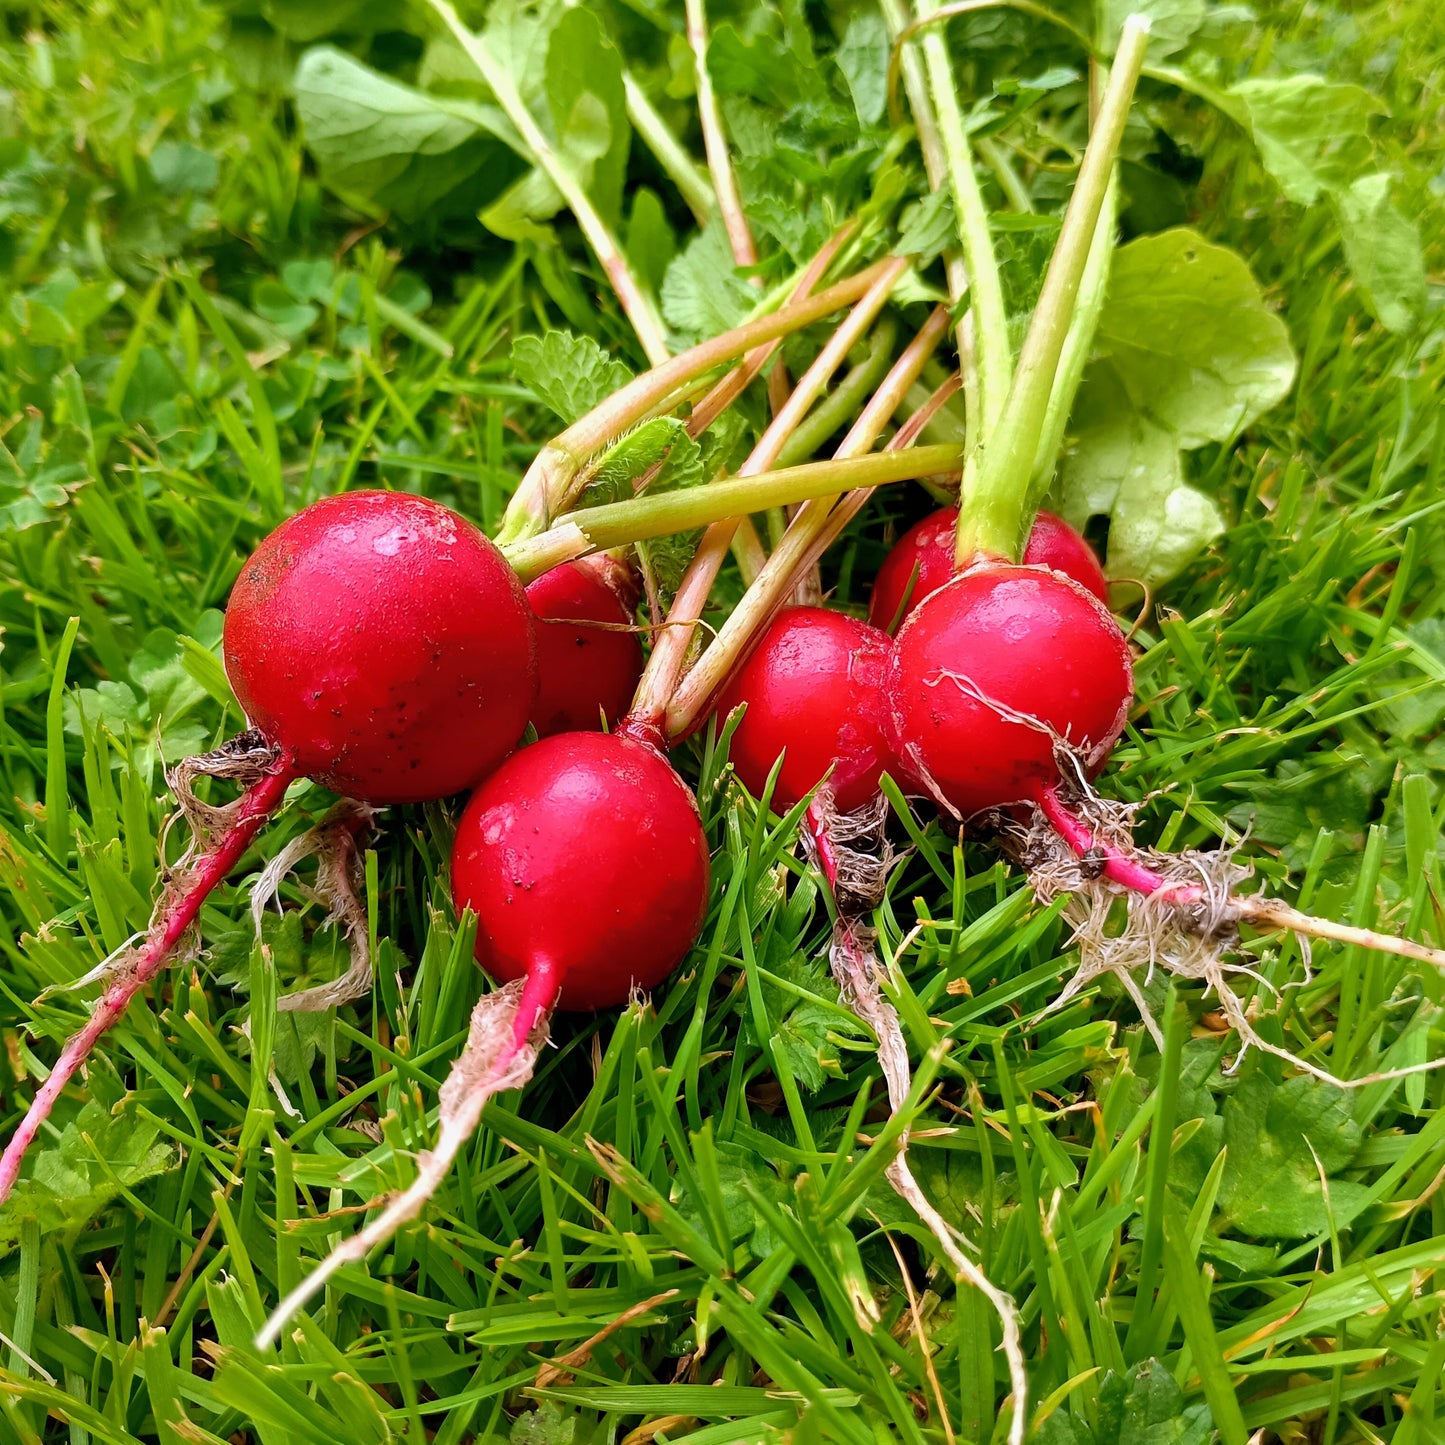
[1229,76,1383,206]
[294,46,522,222]
[1218,1070,1368,1238]
[661,221,755,342]
[1057,229,1296,585]
[1333,172,1427,333]
[511,330,634,424]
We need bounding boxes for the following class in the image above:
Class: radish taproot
[868,505,1108,632]
[526,555,643,736]
[226,491,538,801]
[454,730,711,1011]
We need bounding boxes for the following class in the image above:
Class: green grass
[1,0,1443,1442]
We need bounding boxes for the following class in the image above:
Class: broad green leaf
[1102,0,1204,57]
[1057,364,1224,586]
[1217,1070,1369,1238]
[1096,1359,1215,1445]
[294,46,523,222]
[1230,76,1383,205]
[544,6,629,227]
[625,186,676,296]
[661,221,754,342]
[834,11,889,128]
[1094,229,1296,448]
[579,417,692,507]
[149,140,219,194]
[511,330,634,424]
[1333,172,1427,334]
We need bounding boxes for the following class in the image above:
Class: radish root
[249,799,379,1012]
[0,739,295,1205]
[1016,771,1445,1089]
[815,797,1027,1445]
[256,971,555,1349]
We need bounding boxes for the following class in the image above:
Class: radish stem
[622,260,909,731]
[0,756,296,1206]
[955,15,1150,566]
[917,0,1012,439]
[666,308,952,737]
[620,73,714,225]
[495,260,895,546]
[502,446,965,581]
[424,0,670,366]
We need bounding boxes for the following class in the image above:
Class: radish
[0,490,539,1207]
[454,730,711,1011]
[526,555,643,736]
[718,607,894,816]
[225,491,538,802]
[868,505,1108,632]
[884,565,1133,818]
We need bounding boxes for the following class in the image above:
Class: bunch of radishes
[8,13,1442,1432]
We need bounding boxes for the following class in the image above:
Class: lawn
[0,0,1442,1442]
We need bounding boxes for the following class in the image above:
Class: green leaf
[1333,172,1427,334]
[625,187,676,297]
[834,11,889,129]
[543,6,630,227]
[294,46,523,223]
[1093,229,1297,448]
[1101,0,1204,57]
[895,190,957,265]
[1057,364,1225,587]
[1095,1358,1215,1444]
[511,330,634,424]
[579,417,692,507]
[0,1103,174,1244]
[661,221,754,342]
[1217,1070,1369,1238]
[1230,76,1384,205]
[149,140,219,194]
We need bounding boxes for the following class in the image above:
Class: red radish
[225,490,537,803]
[259,729,712,1348]
[525,555,643,736]
[718,607,894,815]
[452,730,711,1012]
[868,506,1108,632]
[0,490,539,1208]
[884,565,1133,818]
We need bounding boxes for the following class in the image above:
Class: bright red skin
[868,507,1109,631]
[526,555,643,736]
[884,565,1133,818]
[224,491,537,804]
[451,732,711,1011]
[717,607,894,814]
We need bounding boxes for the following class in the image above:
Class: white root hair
[255,979,549,1349]
[817,796,1028,1445]
[247,799,380,1012]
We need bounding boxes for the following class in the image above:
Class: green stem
[955,14,1150,566]
[918,0,1012,441]
[775,319,898,468]
[687,0,757,272]
[501,446,964,583]
[1029,174,1118,501]
[425,0,670,366]
[621,73,714,225]
[667,308,951,738]
[494,260,893,548]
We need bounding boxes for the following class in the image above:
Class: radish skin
[869,506,1108,633]
[527,556,643,736]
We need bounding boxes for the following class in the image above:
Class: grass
[0,0,1443,1442]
